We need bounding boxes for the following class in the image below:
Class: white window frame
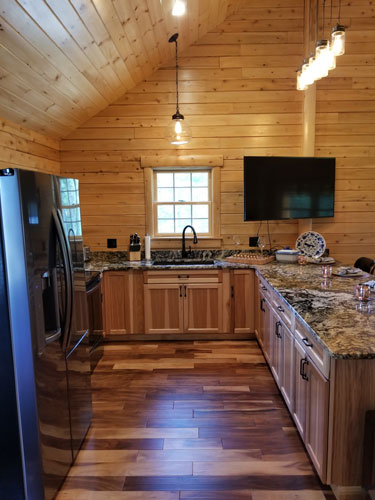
[152,167,212,237]
[142,156,222,242]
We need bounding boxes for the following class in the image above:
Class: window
[142,155,222,241]
[154,169,210,235]
[59,178,82,236]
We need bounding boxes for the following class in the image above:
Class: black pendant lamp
[165,33,191,146]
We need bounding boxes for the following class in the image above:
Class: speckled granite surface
[86,252,375,359]
[258,263,374,360]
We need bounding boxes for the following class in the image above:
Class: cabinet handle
[275,320,282,338]
[277,305,284,313]
[184,285,187,298]
[299,357,309,381]
[302,337,313,348]
[231,285,234,298]
[178,275,190,279]
[260,298,265,312]
[262,286,267,291]
[179,285,183,297]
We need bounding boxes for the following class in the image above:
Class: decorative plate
[332,267,363,277]
[296,231,326,258]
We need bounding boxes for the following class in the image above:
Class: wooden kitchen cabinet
[231,269,254,334]
[280,319,294,412]
[102,271,131,335]
[144,283,183,334]
[293,338,329,482]
[143,270,226,335]
[269,308,283,389]
[259,288,272,363]
[184,283,223,334]
[102,270,144,337]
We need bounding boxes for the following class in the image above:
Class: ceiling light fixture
[165,33,191,146]
[331,0,345,55]
[172,0,186,16]
[297,0,345,91]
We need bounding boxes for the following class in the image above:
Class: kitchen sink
[152,259,216,266]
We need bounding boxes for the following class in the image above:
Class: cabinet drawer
[271,291,293,331]
[257,273,271,299]
[295,317,330,379]
[144,269,222,284]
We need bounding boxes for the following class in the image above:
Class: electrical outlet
[249,236,259,247]
[107,238,117,248]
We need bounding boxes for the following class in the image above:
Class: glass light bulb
[172,0,186,16]
[315,42,329,79]
[327,42,336,70]
[175,120,182,134]
[297,68,307,90]
[331,25,346,56]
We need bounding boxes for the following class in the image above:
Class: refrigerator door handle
[52,208,73,352]
[41,269,62,344]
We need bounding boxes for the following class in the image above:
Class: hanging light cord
[338,0,341,22]
[322,0,326,38]
[174,37,179,114]
[315,0,319,42]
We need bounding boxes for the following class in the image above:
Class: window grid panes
[59,178,82,236]
[155,170,211,235]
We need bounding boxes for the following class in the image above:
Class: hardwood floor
[56,340,334,500]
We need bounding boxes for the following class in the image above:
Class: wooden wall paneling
[0,119,60,175]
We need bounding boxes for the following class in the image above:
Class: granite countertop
[258,263,375,360]
[85,251,375,360]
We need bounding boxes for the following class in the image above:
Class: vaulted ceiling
[0,0,243,139]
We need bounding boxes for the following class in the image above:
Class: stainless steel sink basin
[153,259,216,266]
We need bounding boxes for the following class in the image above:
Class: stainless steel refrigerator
[0,168,92,500]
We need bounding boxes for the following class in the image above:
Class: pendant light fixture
[165,33,192,146]
[172,0,186,16]
[331,0,345,55]
[297,0,345,90]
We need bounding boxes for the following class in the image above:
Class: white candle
[145,234,151,260]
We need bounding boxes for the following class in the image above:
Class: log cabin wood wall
[60,0,375,265]
[1,118,60,175]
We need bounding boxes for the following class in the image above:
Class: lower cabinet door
[293,340,309,440]
[103,272,131,335]
[270,309,283,389]
[184,283,223,333]
[144,284,184,334]
[280,322,295,413]
[260,292,272,363]
[305,360,329,482]
[231,270,254,334]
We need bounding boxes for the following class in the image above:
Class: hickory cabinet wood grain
[102,268,254,338]
[143,270,225,335]
[231,269,254,334]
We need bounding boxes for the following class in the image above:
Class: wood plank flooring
[56,340,334,500]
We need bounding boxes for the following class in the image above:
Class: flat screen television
[243,156,335,221]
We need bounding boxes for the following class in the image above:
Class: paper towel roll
[145,234,151,260]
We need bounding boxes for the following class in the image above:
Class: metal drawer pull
[302,337,313,348]
[277,305,284,313]
[275,320,282,338]
[300,357,309,381]
[260,298,265,312]
[178,274,189,279]
[184,285,187,297]
[179,285,183,297]
[262,286,267,291]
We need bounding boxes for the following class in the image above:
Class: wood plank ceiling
[0,0,243,139]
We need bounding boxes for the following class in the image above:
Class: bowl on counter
[275,249,300,263]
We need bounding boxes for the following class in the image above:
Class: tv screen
[243,156,335,221]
